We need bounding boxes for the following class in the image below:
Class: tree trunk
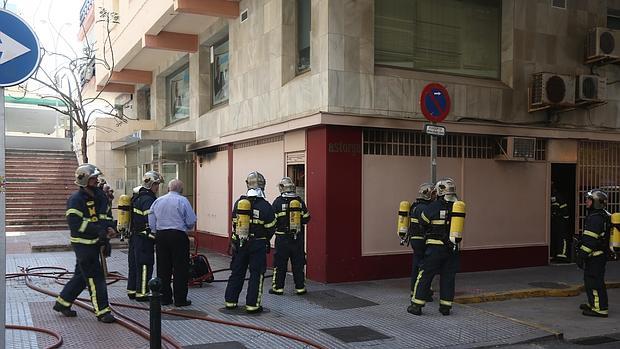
[80,127,89,163]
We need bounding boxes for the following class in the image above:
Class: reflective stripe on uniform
[593,289,600,311]
[140,265,147,296]
[264,219,277,228]
[583,230,600,239]
[559,204,568,208]
[431,220,446,225]
[70,237,99,245]
[295,288,307,294]
[88,278,100,315]
[411,270,426,305]
[275,212,287,217]
[133,208,150,216]
[410,218,419,223]
[411,236,424,240]
[78,219,89,233]
[225,302,238,308]
[127,290,136,295]
[426,239,444,245]
[99,214,113,221]
[66,209,84,217]
[421,212,430,224]
[580,245,593,253]
[591,251,604,257]
[302,212,310,218]
[275,231,288,235]
[95,306,111,317]
[137,230,156,239]
[56,296,71,307]
[439,300,452,306]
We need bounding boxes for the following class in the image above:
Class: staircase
[5,149,78,232]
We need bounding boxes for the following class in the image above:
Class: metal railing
[79,0,94,27]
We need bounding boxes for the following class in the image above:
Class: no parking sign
[420,83,451,123]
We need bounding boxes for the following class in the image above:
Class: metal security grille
[577,141,620,226]
[363,129,546,160]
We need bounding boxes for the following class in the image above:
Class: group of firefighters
[51,162,619,323]
[53,164,310,321]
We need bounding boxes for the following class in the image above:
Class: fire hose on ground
[6,265,328,349]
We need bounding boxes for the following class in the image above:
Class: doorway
[550,163,576,261]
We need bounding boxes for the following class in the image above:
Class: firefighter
[407,183,435,303]
[225,171,277,313]
[269,177,311,296]
[127,171,162,302]
[53,164,116,323]
[409,178,463,316]
[576,189,611,318]
[551,182,570,263]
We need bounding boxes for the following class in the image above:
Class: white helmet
[75,164,102,187]
[435,178,457,202]
[278,177,296,194]
[142,171,163,190]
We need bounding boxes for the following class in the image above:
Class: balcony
[78,0,95,40]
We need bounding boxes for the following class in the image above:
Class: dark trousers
[225,238,267,308]
[584,254,608,313]
[133,234,155,298]
[411,245,459,308]
[155,229,189,304]
[551,222,569,259]
[272,234,306,291]
[410,238,425,291]
[126,235,136,296]
[58,244,110,317]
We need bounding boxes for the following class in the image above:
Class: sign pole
[0,87,6,346]
[430,126,437,184]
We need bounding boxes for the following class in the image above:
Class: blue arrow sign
[0,9,41,87]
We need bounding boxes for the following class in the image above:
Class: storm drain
[527,282,570,289]
[572,336,620,345]
[162,309,208,321]
[183,342,247,349]
[304,289,378,310]
[320,325,391,343]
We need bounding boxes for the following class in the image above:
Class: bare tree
[24,8,134,163]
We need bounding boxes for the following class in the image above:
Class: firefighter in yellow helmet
[269,177,311,296]
[54,164,116,323]
[576,189,611,317]
[409,178,464,316]
[127,171,163,301]
[225,171,277,313]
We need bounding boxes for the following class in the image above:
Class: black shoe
[245,306,263,314]
[268,289,284,295]
[174,300,192,307]
[135,296,149,302]
[97,312,116,323]
[439,306,451,316]
[127,293,136,300]
[53,302,77,317]
[582,308,608,318]
[407,304,422,315]
[579,303,591,311]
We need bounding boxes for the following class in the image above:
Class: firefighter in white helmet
[576,189,611,317]
[409,178,465,316]
[54,164,116,323]
[127,171,163,301]
[269,177,311,296]
[225,171,276,313]
[406,183,435,304]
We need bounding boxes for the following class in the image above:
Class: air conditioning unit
[586,27,620,60]
[496,137,537,161]
[576,75,607,102]
[531,72,575,107]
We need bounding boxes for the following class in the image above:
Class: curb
[31,241,128,252]
[455,281,620,304]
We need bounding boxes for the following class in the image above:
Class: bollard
[149,277,162,349]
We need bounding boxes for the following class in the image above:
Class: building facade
[87,0,620,283]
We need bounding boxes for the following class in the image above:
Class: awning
[112,129,195,150]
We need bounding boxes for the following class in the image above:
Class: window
[608,9,620,30]
[375,0,501,79]
[167,65,190,123]
[297,0,311,73]
[212,39,229,106]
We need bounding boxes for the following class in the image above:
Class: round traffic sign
[0,9,41,87]
[420,83,451,123]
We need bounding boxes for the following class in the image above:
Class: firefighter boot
[53,302,77,317]
[582,308,608,318]
[579,303,591,311]
[439,305,451,316]
[98,312,116,323]
[407,304,422,316]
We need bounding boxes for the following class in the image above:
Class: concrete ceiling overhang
[112,129,196,150]
[99,0,238,91]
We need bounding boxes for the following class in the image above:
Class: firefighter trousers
[584,254,608,314]
[133,234,155,298]
[272,234,306,293]
[411,245,459,308]
[57,243,111,317]
[410,238,425,291]
[126,234,136,297]
[225,238,267,310]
